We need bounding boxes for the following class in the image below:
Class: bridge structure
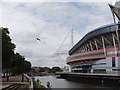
[66,1,120,75]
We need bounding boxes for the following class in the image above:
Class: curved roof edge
[69,23,119,55]
[88,23,117,34]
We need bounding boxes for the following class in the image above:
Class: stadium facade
[67,1,120,74]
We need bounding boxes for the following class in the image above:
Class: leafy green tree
[1,27,16,75]
[12,53,25,74]
[1,27,31,76]
[12,53,31,75]
[51,66,62,73]
[23,60,31,73]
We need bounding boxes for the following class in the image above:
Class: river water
[34,75,119,88]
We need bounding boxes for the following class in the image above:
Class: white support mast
[71,29,74,47]
[55,28,74,55]
[109,0,120,48]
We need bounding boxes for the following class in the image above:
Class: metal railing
[24,74,33,90]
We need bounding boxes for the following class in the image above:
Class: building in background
[31,67,50,74]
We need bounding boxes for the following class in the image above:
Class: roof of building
[88,23,116,33]
[69,23,119,55]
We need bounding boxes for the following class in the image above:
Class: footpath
[0,74,31,90]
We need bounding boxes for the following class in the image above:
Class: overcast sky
[1,1,114,68]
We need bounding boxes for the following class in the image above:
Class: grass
[32,78,48,89]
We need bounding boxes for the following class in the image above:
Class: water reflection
[34,75,108,88]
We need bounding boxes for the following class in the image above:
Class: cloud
[1,0,114,3]
[0,2,113,68]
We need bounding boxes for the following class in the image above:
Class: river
[34,75,120,89]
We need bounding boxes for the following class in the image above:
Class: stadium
[66,1,120,74]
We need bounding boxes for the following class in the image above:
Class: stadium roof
[69,23,119,55]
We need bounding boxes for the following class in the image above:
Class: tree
[23,60,31,73]
[1,27,31,76]
[12,53,24,74]
[51,66,62,73]
[1,27,16,76]
[12,53,31,75]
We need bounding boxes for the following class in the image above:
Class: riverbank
[33,73,55,76]
[32,78,47,89]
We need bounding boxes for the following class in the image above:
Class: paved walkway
[0,75,30,89]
